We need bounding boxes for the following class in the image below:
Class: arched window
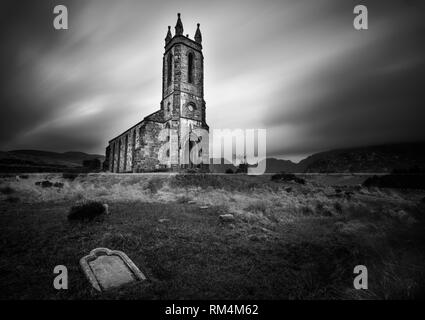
[165,122,170,141]
[188,53,194,84]
[167,54,172,86]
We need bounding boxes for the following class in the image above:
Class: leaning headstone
[80,248,146,292]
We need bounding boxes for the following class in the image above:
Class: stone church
[105,14,209,172]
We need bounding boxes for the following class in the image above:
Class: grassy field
[0,173,424,299]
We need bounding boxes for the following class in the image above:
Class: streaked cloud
[0,0,424,161]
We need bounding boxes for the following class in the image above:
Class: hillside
[299,142,425,173]
[0,150,105,173]
[209,158,238,173]
[1,142,424,174]
[263,142,425,173]
[263,158,299,173]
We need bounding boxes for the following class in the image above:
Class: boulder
[219,214,235,222]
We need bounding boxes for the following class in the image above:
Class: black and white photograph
[1,0,425,308]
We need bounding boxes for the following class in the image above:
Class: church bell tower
[161,13,209,168]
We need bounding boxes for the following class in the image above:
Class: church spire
[194,23,202,44]
[175,13,183,36]
[165,26,172,44]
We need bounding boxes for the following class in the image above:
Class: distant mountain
[299,142,425,173]
[0,150,105,173]
[262,158,299,173]
[263,142,425,173]
[209,158,238,173]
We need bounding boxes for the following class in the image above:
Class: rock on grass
[0,186,15,195]
[219,214,235,222]
[68,201,109,221]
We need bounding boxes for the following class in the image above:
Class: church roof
[144,109,164,122]
[108,109,164,143]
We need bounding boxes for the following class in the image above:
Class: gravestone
[80,247,146,291]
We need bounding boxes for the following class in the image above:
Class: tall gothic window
[111,143,115,172]
[165,122,170,141]
[167,54,172,86]
[188,53,194,84]
[124,134,128,171]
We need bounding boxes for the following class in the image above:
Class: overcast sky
[1,0,424,161]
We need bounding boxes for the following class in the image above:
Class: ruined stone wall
[118,136,125,172]
[162,94,174,121]
[113,140,119,173]
[179,118,209,166]
[109,122,140,173]
[124,129,135,172]
[108,115,208,172]
[160,119,180,168]
[110,140,120,172]
[133,121,164,172]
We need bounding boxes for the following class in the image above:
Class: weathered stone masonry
[106,14,209,173]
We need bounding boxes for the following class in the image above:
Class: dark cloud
[0,0,424,160]
[0,0,84,147]
[261,0,425,160]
